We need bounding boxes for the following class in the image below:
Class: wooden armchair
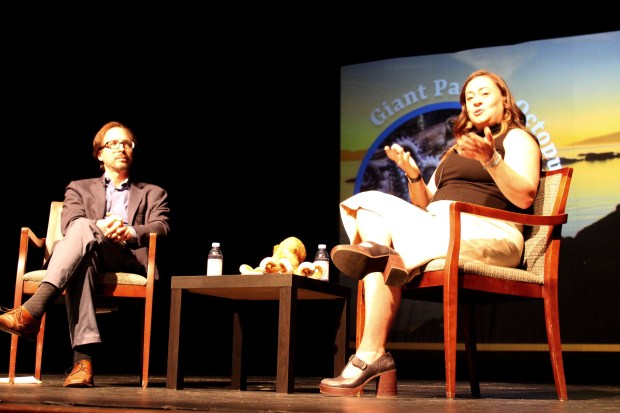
[7,201,157,387]
[356,166,573,400]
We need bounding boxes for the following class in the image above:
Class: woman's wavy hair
[452,69,527,138]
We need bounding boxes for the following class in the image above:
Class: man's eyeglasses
[102,140,135,150]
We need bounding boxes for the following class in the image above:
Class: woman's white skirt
[339,190,524,274]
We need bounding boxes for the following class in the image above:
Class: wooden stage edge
[0,374,619,413]
[384,342,620,352]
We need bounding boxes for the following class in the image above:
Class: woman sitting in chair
[320,69,542,397]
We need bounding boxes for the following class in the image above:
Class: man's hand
[96,214,133,243]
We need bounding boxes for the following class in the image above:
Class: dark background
[2,15,619,383]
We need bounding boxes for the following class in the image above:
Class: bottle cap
[318,244,326,249]
[212,242,220,247]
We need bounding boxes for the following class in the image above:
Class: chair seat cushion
[23,270,148,286]
[421,259,543,284]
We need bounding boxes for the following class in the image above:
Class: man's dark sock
[73,343,99,365]
[22,282,61,320]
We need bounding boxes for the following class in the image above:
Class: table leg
[276,286,296,393]
[166,288,183,389]
[231,303,247,390]
[334,296,349,376]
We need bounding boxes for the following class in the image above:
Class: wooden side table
[166,274,350,393]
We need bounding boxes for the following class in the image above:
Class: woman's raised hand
[455,126,495,162]
[384,143,421,178]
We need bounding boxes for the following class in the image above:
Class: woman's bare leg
[356,207,403,358]
[335,207,404,377]
[339,273,402,377]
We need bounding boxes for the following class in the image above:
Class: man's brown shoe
[0,306,40,341]
[63,360,94,388]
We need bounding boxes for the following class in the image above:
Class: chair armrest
[15,227,47,301]
[441,201,568,293]
[16,226,47,274]
[145,233,158,284]
[146,233,158,265]
[22,227,46,249]
[451,202,568,226]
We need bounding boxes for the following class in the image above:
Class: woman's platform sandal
[330,242,390,280]
[382,251,410,287]
[319,352,397,397]
[331,241,410,287]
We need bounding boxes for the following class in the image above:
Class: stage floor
[1,375,619,413]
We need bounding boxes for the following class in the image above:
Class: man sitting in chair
[0,121,171,387]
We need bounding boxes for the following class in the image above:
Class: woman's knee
[364,272,402,300]
[363,272,386,294]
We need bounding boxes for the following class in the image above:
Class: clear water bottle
[313,244,329,281]
[206,242,223,276]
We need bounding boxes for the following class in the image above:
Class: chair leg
[355,280,365,349]
[462,304,480,398]
[7,311,46,383]
[8,334,18,384]
[355,280,366,395]
[141,299,153,388]
[34,313,47,381]
[544,293,568,400]
[8,295,25,384]
[444,286,458,399]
